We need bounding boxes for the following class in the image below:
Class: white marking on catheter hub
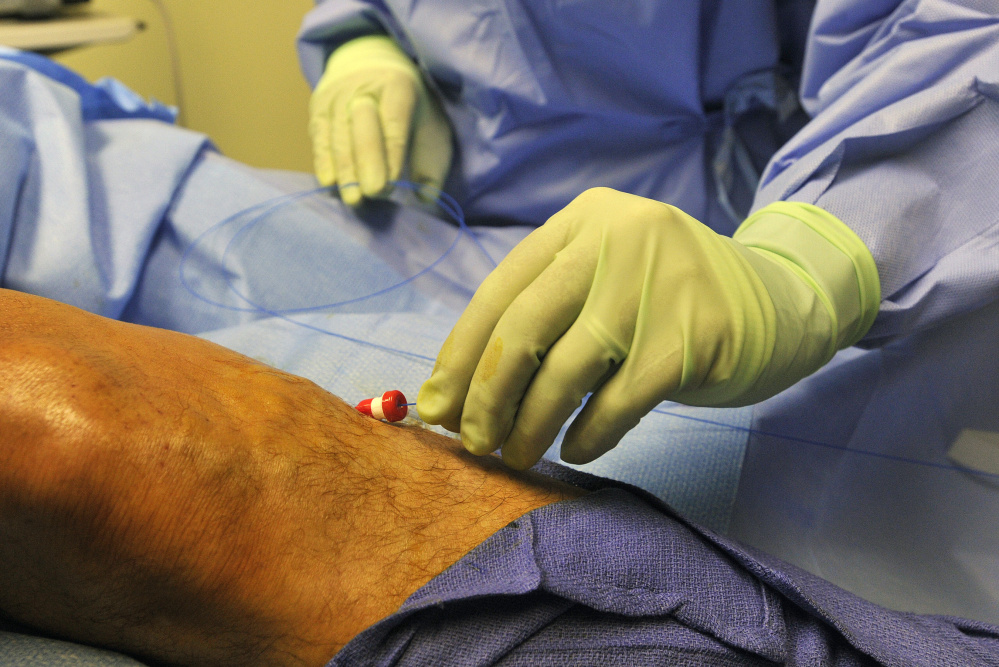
[355,390,409,422]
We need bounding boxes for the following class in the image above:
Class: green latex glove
[309,35,452,206]
[418,188,880,469]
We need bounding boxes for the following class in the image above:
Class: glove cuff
[323,34,420,81]
[734,201,880,351]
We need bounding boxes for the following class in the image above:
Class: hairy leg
[0,289,582,666]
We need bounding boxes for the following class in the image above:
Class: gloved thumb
[409,93,453,201]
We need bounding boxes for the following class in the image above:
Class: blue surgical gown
[299,0,999,623]
[298,0,999,344]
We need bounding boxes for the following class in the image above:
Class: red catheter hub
[355,390,409,422]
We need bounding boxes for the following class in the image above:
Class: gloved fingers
[331,97,362,207]
[458,238,599,457]
[308,109,336,188]
[348,95,389,199]
[416,330,466,433]
[499,321,622,470]
[417,219,582,432]
[559,355,680,465]
[377,78,418,184]
[409,93,453,200]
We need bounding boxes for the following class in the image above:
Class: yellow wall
[55,0,316,172]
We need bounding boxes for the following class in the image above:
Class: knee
[0,338,111,501]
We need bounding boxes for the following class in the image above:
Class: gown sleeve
[754,0,999,345]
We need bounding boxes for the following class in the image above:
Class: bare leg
[0,289,582,666]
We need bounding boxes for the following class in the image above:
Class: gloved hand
[418,188,880,469]
[309,35,452,206]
